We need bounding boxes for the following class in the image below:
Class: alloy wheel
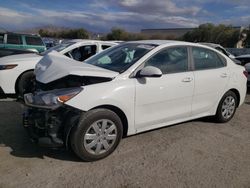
[221,96,236,119]
[83,119,117,155]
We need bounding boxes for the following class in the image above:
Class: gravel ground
[0,92,250,188]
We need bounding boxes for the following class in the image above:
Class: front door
[135,46,194,131]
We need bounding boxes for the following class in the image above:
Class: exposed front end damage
[23,87,85,148]
[23,105,81,148]
[23,51,117,148]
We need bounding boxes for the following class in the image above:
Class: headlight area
[0,64,18,70]
[24,87,83,110]
[23,87,83,148]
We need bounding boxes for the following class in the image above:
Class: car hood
[0,53,42,65]
[35,51,119,84]
[245,63,250,70]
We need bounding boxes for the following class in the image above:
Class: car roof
[126,40,201,46]
[67,39,117,44]
[200,42,223,48]
[1,32,41,37]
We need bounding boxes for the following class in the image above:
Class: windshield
[40,42,76,55]
[85,43,157,73]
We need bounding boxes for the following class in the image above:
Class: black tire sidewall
[71,108,123,161]
[215,91,238,123]
[18,71,34,96]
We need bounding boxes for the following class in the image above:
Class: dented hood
[35,51,119,84]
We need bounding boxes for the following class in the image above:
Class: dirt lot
[0,92,250,188]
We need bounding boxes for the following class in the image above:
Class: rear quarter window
[7,34,22,45]
[101,45,112,50]
[25,36,43,46]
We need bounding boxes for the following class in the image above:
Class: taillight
[243,70,248,78]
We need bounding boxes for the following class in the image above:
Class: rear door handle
[182,77,193,82]
[220,73,228,78]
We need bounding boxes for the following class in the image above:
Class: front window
[65,45,97,61]
[144,47,188,74]
[85,43,157,73]
[41,42,76,55]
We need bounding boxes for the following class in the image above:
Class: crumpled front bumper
[23,105,80,148]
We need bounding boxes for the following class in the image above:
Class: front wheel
[214,91,238,123]
[70,109,123,161]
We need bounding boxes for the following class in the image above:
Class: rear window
[25,36,43,46]
[7,34,22,45]
[192,47,226,70]
[0,34,4,44]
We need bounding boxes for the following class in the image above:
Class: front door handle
[182,77,193,82]
[220,73,228,78]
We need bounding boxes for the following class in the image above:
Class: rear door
[191,47,229,115]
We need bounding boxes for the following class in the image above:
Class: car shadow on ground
[0,102,82,162]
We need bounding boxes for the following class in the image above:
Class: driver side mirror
[137,66,162,78]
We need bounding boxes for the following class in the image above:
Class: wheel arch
[15,69,34,94]
[91,105,129,137]
[228,88,240,107]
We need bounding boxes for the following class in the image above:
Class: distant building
[141,28,195,38]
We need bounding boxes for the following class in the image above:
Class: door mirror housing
[137,66,162,78]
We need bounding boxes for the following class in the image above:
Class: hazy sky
[0,0,249,32]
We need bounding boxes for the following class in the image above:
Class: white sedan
[24,40,247,161]
[0,40,117,97]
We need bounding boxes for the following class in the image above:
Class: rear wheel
[70,108,123,161]
[214,91,238,123]
[17,71,35,97]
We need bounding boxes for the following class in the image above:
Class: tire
[17,71,35,97]
[70,108,123,161]
[214,91,238,123]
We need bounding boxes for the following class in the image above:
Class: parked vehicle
[200,43,235,58]
[0,32,46,53]
[200,43,242,65]
[23,40,247,161]
[234,55,250,86]
[0,48,35,58]
[0,40,117,98]
[235,54,250,66]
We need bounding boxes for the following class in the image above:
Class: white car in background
[24,40,247,161]
[0,40,117,97]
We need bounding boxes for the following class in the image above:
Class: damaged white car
[23,40,247,161]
